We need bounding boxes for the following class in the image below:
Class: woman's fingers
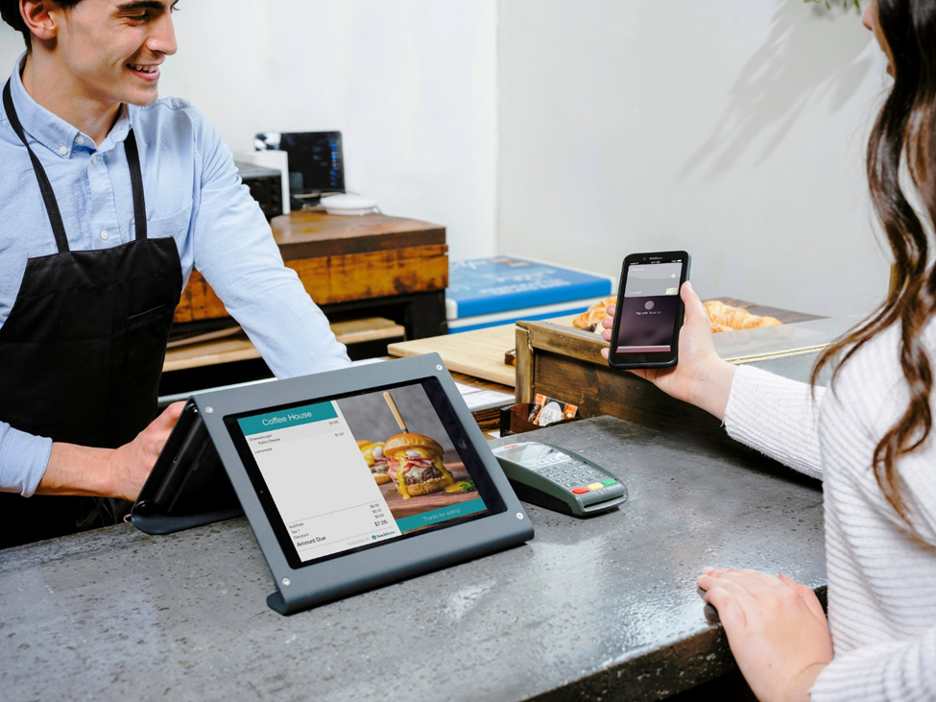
[702,584,748,633]
[779,573,827,625]
[697,566,834,702]
[681,282,712,337]
[600,305,616,358]
[700,567,780,598]
[701,568,828,630]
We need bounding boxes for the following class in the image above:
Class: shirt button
[91,155,97,165]
[75,135,85,146]
[58,145,67,155]
[100,230,110,240]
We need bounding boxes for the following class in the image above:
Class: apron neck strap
[124,129,147,241]
[3,80,70,253]
[2,80,148,250]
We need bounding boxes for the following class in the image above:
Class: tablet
[193,354,533,614]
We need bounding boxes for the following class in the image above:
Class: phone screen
[608,252,689,369]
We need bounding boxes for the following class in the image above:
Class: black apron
[0,80,182,549]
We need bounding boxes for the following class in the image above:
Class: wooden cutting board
[387,315,580,387]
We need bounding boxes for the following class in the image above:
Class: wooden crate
[514,315,856,441]
[174,212,448,324]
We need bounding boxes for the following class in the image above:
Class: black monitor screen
[255,131,344,194]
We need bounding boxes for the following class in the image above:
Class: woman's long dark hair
[813,0,936,530]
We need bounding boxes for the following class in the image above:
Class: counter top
[0,416,825,701]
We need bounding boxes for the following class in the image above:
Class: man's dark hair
[1,0,84,50]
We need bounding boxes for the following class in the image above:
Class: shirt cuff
[0,426,53,497]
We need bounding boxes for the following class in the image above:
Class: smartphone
[607,251,691,370]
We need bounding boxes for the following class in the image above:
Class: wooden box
[173,211,448,324]
[514,314,857,441]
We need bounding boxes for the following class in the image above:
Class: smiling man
[0,0,351,548]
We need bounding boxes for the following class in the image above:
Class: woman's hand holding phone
[601,281,737,422]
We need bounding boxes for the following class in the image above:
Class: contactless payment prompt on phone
[616,261,684,353]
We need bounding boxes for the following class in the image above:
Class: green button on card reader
[492,441,627,517]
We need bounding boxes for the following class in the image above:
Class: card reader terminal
[492,441,627,517]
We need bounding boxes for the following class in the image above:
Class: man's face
[50,0,178,107]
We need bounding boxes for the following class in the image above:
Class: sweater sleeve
[811,628,936,701]
[723,364,824,480]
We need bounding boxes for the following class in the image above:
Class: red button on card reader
[572,487,589,495]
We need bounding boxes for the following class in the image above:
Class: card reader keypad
[531,453,618,493]
[493,441,627,517]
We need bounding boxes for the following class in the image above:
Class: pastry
[704,300,782,332]
[573,297,614,332]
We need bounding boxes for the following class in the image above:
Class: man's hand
[39,402,185,501]
[601,281,737,421]
[697,567,833,702]
[105,402,186,501]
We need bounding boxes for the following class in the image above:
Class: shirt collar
[3,51,133,159]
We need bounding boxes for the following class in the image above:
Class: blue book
[446,257,612,319]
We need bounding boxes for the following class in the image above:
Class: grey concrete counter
[0,416,825,702]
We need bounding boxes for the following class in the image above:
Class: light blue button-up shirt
[0,54,351,496]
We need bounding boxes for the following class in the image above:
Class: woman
[602,2,936,700]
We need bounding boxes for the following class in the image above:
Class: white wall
[497,0,891,318]
[0,1,895,319]
[0,0,499,263]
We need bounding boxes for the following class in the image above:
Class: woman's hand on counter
[697,567,832,702]
[601,281,737,421]
[39,402,185,501]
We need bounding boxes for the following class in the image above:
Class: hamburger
[356,439,390,484]
[383,433,455,499]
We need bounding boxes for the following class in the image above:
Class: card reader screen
[229,381,493,566]
[495,443,559,464]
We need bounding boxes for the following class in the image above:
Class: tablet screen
[225,378,504,568]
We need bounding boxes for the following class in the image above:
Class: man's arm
[185,108,351,378]
[1,403,184,501]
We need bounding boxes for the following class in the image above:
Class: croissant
[572,297,782,335]
[738,314,781,329]
[703,300,730,318]
[704,300,782,332]
[573,297,614,330]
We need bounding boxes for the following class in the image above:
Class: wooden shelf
[163,317,404,372]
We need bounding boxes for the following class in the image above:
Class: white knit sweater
[724,322,936,701]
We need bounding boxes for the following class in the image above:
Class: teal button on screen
[395,498,487,533]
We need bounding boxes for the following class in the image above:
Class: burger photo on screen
[357,440,391,484]
[384,433,455,499]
